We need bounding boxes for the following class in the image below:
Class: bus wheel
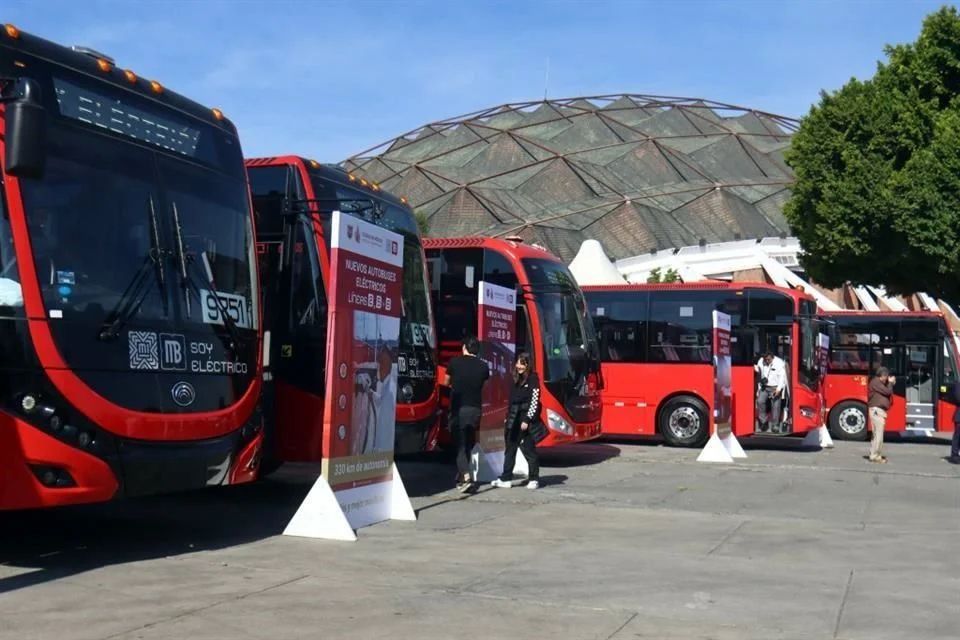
[829,401,869,441]
[659,397,709,447]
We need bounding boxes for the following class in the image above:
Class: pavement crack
[604,611,638,639]
[833,569,855,639]
[100,574,310,639]
[707,519,748,556]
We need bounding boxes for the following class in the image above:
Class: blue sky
[4,0,948,160]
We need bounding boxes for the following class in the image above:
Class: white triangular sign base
[721,432,747,459]
[471,444,503,483]
[697,432,734,463]
[283,474,357,541]
[389,463,416,521]
[801,426,834,449]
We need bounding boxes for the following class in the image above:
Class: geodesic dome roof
[343,95,798,263]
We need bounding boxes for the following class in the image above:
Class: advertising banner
[476,281,517,454]
[712,310,733,438]
[285,210,414,540]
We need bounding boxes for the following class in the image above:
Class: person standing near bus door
[492,352,542,490]
[755,351,786,432]
[867,367,895,463]
[445,336,489,493]
[948,379,960,464]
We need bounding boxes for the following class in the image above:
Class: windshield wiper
[171,201,243,351]
[98,196,168,340]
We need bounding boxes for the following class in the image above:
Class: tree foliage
[414,209,431,235]
[784,6,960,301]
[647,267,681,283]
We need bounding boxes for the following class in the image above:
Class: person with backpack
[491,352,545,490]
[445,335,489,493]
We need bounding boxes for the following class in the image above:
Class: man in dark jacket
[867,366,895,463]
[949,379,960,464]
[444,336,489,492]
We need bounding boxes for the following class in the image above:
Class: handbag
[527,419,549,444]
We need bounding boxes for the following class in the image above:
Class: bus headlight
[401,383,414,402]
[546,409,574,435]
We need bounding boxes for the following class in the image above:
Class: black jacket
[505,372,542,430]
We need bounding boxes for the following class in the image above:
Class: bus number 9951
[200,289,253,330]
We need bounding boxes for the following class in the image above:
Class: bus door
[744,324,792,432]
[903,344,937,432]
[936,336,959,429]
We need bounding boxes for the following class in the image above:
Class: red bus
[0,27,263,509]
[822,311,960,440]
[425,238,602,446]
[583,283,822,446]
[245,157,438,461]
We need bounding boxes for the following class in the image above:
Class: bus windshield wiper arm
[98,196,169,340]
[171,201,243,350]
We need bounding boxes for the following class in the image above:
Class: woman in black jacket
[491,352,542,489]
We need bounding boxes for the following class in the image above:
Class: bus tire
[829,401,869,441]
[659,396,709,447]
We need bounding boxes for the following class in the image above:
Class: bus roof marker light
[348,174,357,182]
[96,58,113,73]
[212,108,225,121]
[149,80,163,94]
[5,24,20,39]
[309,159,320,169]
[359,178,369,187]
[123,69,137,84]
[400,196,408,204]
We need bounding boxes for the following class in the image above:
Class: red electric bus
[583,283,822,446]
[245,156,438,461]
[0,27,263,509]
[822,311,960,440]
[425,238,602,446]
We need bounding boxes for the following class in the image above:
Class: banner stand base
[697,433,734,463]
[283,463,416,541]
[801,426,834,449]
[471,444,503,483]
[389,463,416,521]
[471,444,529,484]
[721,432,747,459]
[282,474,357,541]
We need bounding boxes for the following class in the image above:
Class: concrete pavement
[1,435,958,639]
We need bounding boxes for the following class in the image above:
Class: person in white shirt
[369,348,397,453]
[755,350,787,432]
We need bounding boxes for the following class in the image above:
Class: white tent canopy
[568,239,625,285]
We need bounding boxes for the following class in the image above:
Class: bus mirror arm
[1,77,47,179]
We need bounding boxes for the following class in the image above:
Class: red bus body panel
[584,282,821,441]
[426,237,602,448]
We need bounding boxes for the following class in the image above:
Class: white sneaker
[526,480,539,490]
[490,479,512,488]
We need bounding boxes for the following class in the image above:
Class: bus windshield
[521,258,599,384]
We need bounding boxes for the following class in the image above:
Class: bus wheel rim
[838,407,866,434]
[668,406,701,439]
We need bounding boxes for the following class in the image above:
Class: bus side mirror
[3,78,47,179]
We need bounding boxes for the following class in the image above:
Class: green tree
[414,209,431,236]
[784,6,960,301]
[647,267,680,283]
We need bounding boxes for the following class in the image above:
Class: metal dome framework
[344,94,799,262]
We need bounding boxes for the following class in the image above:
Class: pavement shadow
[0,469,315,595]
[538,442,620,468]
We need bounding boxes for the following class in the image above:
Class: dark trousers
[951,421,960,457]
[501,424,539,481]
[454,406,481,478]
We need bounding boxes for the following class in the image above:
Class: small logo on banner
[171,381,196,407]
[390,240,399,255]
